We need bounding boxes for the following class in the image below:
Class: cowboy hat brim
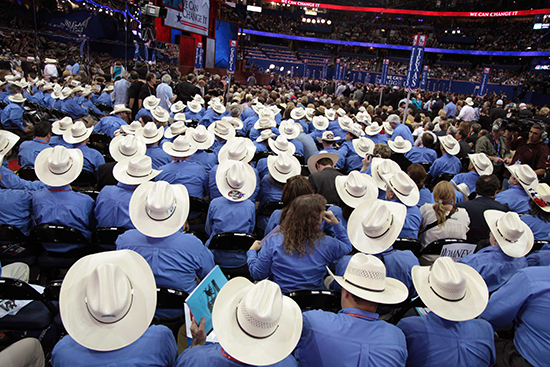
[267,155,301,183]
[35,147,83,187]
[162,141,198,158]
[187,128,215,150]
[109,136,147,162]
[388,139,412,154]
[370,158,401,190]
[484,210,534,258]
[113,159,161,185]
[335,174,379,208]
[215,160,257,202]
[307,152,340,174]
[352,138,376,158]
[63,126,93,144]
[218,139,256,164]
[383,174,420,207]
[137,127,165,144]
[469,154,494,176]
[268,138,296,156]
[0,130,20,160]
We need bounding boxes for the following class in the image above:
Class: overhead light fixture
[327,20,331,25]
[321,19,325,23]
[306,18,311,23]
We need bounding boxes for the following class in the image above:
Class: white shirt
[44,64,58,78]
[419,204,471,247]
[156,82,174,111]
[457,104,475,122]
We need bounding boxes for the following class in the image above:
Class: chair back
[96,104,113,113]
[300,165,310,177]
[286,289,341,313]
[209,232,257,251]
[429,173,455,190]
[18,166,38,181]
[393,238,423,257]
[72,170,97,188]
[189,197,210,214]
[420,238,476,261]
[0,225,27,245]
[44,280,63,302]
[257,201,284,217]
[93,227,128,250]
[31,224,89,250]
[419,162,432,174]
[293,153,305,165]
[529,240,550,255]
[157,287,188,310]
[252,151,273,163]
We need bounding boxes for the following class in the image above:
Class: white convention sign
[440,244,477,261]
[165,0,210,36]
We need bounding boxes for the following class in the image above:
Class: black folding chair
[286,289,341,313]
[209,232,257,280]
[17,166,38,181]
[392,238,423,258]
[72,170,97,188]
[88,133,112,156]
[301,165,311,177]
[528,240,550,255]
[252,151,273,163]
[80,190,100,201]
[96,104,113,113]
[93,227,128,251]
[0,225,36,266]
[152,287,189,338]
[419,162,432,174]
[428,173,455,191]
[293,153,305,165]
[188,197,210,239]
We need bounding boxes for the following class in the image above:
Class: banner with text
[195,42,204,69]
[405,35,427,91]
[478,67,491,96]
[164,0,210,36]
[334,58,341,80]
[380,59,389,86]
[322,59,328,79]
[228,40,237,72]
[420,65,429,90]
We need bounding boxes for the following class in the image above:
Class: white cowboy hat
[103,85,114,93]
[455,183,470,200]
[109,135,146,162]
[307,150,340,174]
[113,155,161,186]
[267,153,301,183]
[252,102,265,115]
[327,253,408,304]
[173,113,187,122]
[439,135,460,156]
[290,107,306,121]
[347,199,406,253]
[170,101,185,114]
[59,87,73,100]
[325,109,336,121]
[130,181,189,238]
[228,103,244,117]
[338,116,354,131]
[388,136,412,154]
[216,160,257,202]
[221,116,243,130]
[469,153,493,176]
[383,171,420,207]
[218,137,256,163]
[69,80,81,87]
[8,94,26,103]
[111,104,131,115]
[382,121,394,135]
[371,158,401,190]
[365,122,383,136]
[208,120,235,140]
[212,278,302,366]
[347,123,365,138]
[305,107,315,121]
[485,210,534,258]
[279,121,300,140]
[335,171,379,208]
[186,100,202,114]
[0,130,20,161]
[506,164,538,194]
[254,117,276,130]
[52,117,73,135]
[63,120,93,144]
[81,87,92,97]
[164,121,187,139]
[186,125,215,150]
[465,97,474,106]
[312,116,329,131]
[43,83,54,92]
[267,105,280,116]
[530,183,550,213]
[35,146,83,186]
[193,94,205,105]
[352,137,375,157]
[336,108,346,117]
[258,108,275,121]
[152,106,169,123]
[137,122,164,144]
[211,99,226,114]
[268,136,296,156]
[318,131,340,143]
[412,257,489,322]
[163,134,198,158]
[356,111,372,124]
[256,129,277,143]
[142,96,160,111]
[120,121,143,136]
[59,250,157,351]
[45,58,58,64]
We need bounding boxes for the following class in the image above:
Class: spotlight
[306,18,311,23]
[280,66,284,71]
[269,64,275,69]
[327,20,331,25]
[302,17,306,22]
[321,19,326,23]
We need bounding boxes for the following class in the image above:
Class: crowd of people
[1,47,550,366]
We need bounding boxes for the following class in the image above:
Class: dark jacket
[308,167,343,206]
[457,196,509,244]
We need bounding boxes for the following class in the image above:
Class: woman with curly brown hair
[247,194,352,294]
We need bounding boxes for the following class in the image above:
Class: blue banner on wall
[195,42,204,69]
[228,40,237,72]
[304,59,309,77]
[405,35,427,91]
[381,59,389,86]
[335,58,341,80]
[478,67,491,96]
[420,65,429,90]
[322,58,328,79]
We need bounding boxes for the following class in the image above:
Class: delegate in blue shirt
[247,222,352,294]
[451,171,479,195]
[17,138,50,167]
[390,198,422,239]
[199,108,229,127]
[338,140,364,173]
[405,146,438,164]
[429,153,462,178]
[391,123,415,144]
[295,308,408,367]
[418,187,435,208]
[51,325,178,367]
[481,266,550,367]
[96,92,113,106]
[208,164,260,202]
[155,160,208,199]
[71,143,105,176]
[0,189,33,236]
[187,150,217,174]
[184,107,205,122]
[61,98,88,120]
[521,214,550,241]
[397,311,495,367]
[527,244,550,267]
[93,115,128,138]
[459,246,528,293]
[1,103,25,130]
[145,145,172,170]
[94,183,136,229]
[0,161,46,191]
[495,185,530,214]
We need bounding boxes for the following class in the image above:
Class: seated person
[0,131,45,191]
[521,184,550,241]
[63,121,105,176]
[428,135,462,179]
[397,257,495,367]
[408,163,434,208]
[92,104,131,138]
[496,164,537,214]
[460,210,531,292]
[278,120,304,156]
[406,132,437,163]
[137,121,172,170]
[451,152,493,196]
[51,250,178,366]
[135,95,159,121]
[33,146,95,252]
[0,338,44,367]
[17,121,51,167]
[295,253,408,367]
[384,171,422,239]
[186,125,217,174]
[388,136,413,172]
[337,124,368,173]
[307,151,343,205]
[0,185,33,236]
[49,117,73,147]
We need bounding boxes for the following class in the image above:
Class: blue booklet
[185,265,228,335]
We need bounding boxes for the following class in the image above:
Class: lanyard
[34,139,48,145]
[221,347,242,363]
[344,312,377,321]
[493,137,501,158]
[48,188,71,192]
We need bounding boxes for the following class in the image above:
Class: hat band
[120,146,138,157]
[145,201,177,221]
[85,282,134,324]
[274,164,292,175]
[495,219,519,243]
[345,182,366,198]
[194,135,207,143]
[0,139,9,152]
[174,145,192,153]
[235,305,279,340]
[343,277,384,293]
[127,168,152,178]
[428,274,466,302]
[274,142,289,151]
[72,129,88,138]
[388,179,411,197]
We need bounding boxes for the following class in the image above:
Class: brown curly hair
[279,194,326,257]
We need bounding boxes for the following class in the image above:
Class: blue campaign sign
[322,59,328,79]
[228,40,237,72]
[335,58,341,80]
[405,35,427,91]
[195,42,204,69]
[342,64,347,80]
[380,59,389,86]
[304,59,309,77]
[478,67,491,96]
[420,65,429,90]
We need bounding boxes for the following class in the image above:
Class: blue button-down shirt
[61,97,87,119]
[418,187,434,208]
[93,115,128,138]
[43,93,54,108]
[1,103,25,130]
[187,150,217,174]
[397,311,495,367]
[444,102,457,118]
[135,107,153,121]
[338,140,363,173]
[116,229,215,294]
[17,138,50,167]
[32,186,96,251]
[175,343,298,367]
[51,325,178,367]
[521,215,550,242]
[481,266,550,367]
[49,135,71,148]
[71,143,105,176]
[0,189,33,236]
[0,161,46,191]
[295,308,408,367]
[156,82,174,111]
[113,78,130,106]
[429,153,462,178]
[495,185,530,214]
[258,175,284,208]
[97,92,113,106]
[208,164,260,202]
[369,133,389,146]
[390,198,422,239]
[451,171,479,195]
[254,158,270,181]
[527,244,550,266]
[94,183,136,229]
[247,222,352,294]
[199,108,229,127]
[459,246,528,292]
[405,146,437,164]
[184,107,205,122]
[145,145,172,170]
[392,123,415,144]
[82,98,103,116]
[155,160,207,199]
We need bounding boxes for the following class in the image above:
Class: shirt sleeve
[196,246,215,280]
[158,326,179,366]
[247,239,274,281]
[325,222,353,261]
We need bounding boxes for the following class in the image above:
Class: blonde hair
[432,181,456,226]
